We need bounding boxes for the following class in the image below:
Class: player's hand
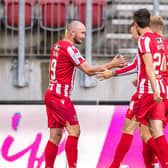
[132,78,138,87]
[96,69,113,80]
[153,91,163,103]
[111,54,128,68]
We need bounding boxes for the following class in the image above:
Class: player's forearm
[87,65,108,76]
[115,65,137,76]
[101,61,114,69]
[80,64,105,76]
[115,58,137,76]
[162,56,167,72]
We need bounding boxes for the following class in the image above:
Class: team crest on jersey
[54,45,60,51]
[156,38,163,43]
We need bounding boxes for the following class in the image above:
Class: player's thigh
[122,118,139,134]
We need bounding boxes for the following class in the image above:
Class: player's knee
[150,126,163,138]
[122,123,137,134]
[122,126,134,134]
[139,128,150,142]
[122,119,138,134]
[49,133,63,145]
[66,124,81,138]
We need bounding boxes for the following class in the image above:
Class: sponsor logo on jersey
[156,38,163,43]
[157,44,164,50]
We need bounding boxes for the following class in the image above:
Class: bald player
[44,20,127,168]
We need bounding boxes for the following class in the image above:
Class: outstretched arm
[96,58,137,80]
[78,54,127,76]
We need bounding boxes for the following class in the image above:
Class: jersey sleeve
[138,36,151,55]
[115,58,138,76]
[67,46,86,66]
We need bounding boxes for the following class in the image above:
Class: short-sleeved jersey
[136,32,166,94]
[48,40,85,98]
[162,39,168,80]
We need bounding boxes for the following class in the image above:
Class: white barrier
[0,104,153,168]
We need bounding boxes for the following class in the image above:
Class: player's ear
[134,22,138,28]
[71,30,75,36]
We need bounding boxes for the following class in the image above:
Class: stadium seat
[38,0,70,31]
[3,0,36,30]
[74,0,106,31]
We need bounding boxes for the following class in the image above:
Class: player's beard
[74,35,82,45]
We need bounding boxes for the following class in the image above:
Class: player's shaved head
[64,20,86,45]
[67,20,85,32]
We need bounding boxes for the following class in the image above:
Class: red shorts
[164,100,168,127]
[126,92,166,122]
[141,101,166,125]
[44,90,79,128]
[126,92,138,120]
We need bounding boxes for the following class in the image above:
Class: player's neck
[63,36,74,45]
[140,27,152,35]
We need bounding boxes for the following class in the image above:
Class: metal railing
[0,0,167,60]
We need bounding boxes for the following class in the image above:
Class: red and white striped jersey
[136,32,166,94]
[162,39,168,81]
[163,39,168,99]
[48,40,85,98]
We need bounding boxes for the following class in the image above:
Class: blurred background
[1,0,168,102]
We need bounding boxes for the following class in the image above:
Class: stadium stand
[1,0,168,58]
[74,0,106,31]
[103,0,168,61]
[1,0,168,100]
[38,0,70,31]
[3,0,36,30]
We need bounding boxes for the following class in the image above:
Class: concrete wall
[0,57,42,100]
[0,56,136,101]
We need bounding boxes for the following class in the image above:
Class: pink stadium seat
[74,0,106,31]
[39,0,70,31]
[3,0,36,30]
